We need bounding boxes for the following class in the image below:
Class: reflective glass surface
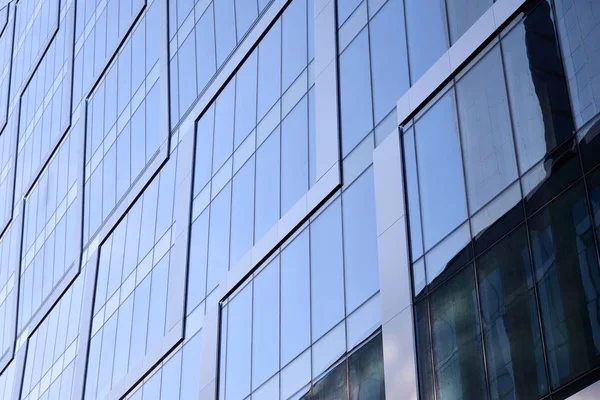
[339,29,373,156]
[554,0,600,129]
[168,0,279,129]
[455,46,518,213]
[219,183,381,399]
[477,226,547,399]
[407,3,600,398]
[530,182,600,389]
[414,90,468,250]
[446,0,492,43]
[405,0,449,83]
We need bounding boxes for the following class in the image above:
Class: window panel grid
[15,4,73,200]
[20,275,84,400]
[85,148,178,400]
[83,0,161,245]
[72,0,149,111]
[0,221,20,360]
[406,2,600,398]
[11,0,60,95]
[168,0,292,130]
[218,168,381,400]
[0,4,14,132]
[19,130,81,331]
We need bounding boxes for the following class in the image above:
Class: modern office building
[0,0,598,398]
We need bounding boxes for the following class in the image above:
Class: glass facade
[404,1,600,399]
[0,0,599,399]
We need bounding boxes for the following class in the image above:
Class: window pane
[405,0,449,83]
[403,128,424,260]
[446,0,492,43]
[337,0,361,25]
[588,167,600,244]
[225,284,252,400]
[456,46,518,213]
[161,350,182,398]
[235,0,258,39]
[282,0,307,91]
[281,97,309,215]
[257,21,281,120]
[281,229,311,366]
[501,1,575,172]
[415,90,467,250]
[181,332,203,400]
[213,83,235,172]
[415,299,435,400]
[340,29,373,156]
[349,333,385,400]
[178,32,197,116]
[196,4,217,92]
[195,105,215,195]
[477,226,547,399]
[230,158,255,269]
[234,52,258,148]
[252,258,280,390]
[188,209,209,311]
[529,182,600,388]
[301,360,348,400]
[215,0,237,66]
[311,198,345,340]
[342,168,379,313]
[207,184,232,292]
[255,130,280,240]
[554,0,600,128]
[430,265,487,400]
[521,139,582,216]
[369,0,409,125]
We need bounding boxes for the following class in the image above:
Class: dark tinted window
[430,265,487,399]
[477,226,548,399]
[529,182,600,388]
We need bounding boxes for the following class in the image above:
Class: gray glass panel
[342,168,379,313]
[213,83,236,172]
[281,97,309,215]
[430,265,487,400]
[477,226,548,399]
[369,0,409,125]
[282,0,308,91]
[349,333,385,400]
[230,158,256,269]
[188,210,209,312]
[255,131,280,240]
[257,21,282,120]
[226,284,252,400]
[554,0,600,128]
[252,258,280,389]
[236,0,258,40]
[530,182,600,389]
[310,198,345,340]
[214,0,237,66]
[415,90,468,250]
[234,52,258,148]
[415,300,435,400]
[196,4,217,93]
[456,46,518,213]
[340,29,373,156]
[502,1,575,173]
[207,184,232,292]
[403,128,424,260]
[446,0,492,43]
[195,105,215,195]
[405,0,449,83]
[281,229,311,367]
